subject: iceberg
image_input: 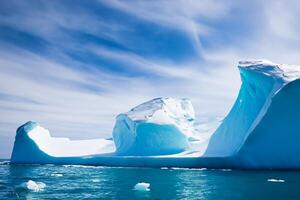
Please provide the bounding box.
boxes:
[205,60,300,168]
[10,60,300,169]
[113,97,196,156]
[11,121,115,163]
[267,179,285,183]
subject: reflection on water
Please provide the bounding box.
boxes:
[1,161,300,199]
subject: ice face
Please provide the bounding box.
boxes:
[236,77,300,168]
[204,61,285,156]
[112,97,196,156]
[205,60,300,161]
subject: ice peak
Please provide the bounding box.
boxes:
[16,121,39,135]
[238,60,275,67]
[238,60,300,81]
[125,97,195,124]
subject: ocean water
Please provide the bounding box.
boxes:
[1,160,300,199]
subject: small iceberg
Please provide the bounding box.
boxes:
[50,173,63,177]
[20,180,46,192]
[267,179,285,183]
[133,182,150,192]
[220,169,232,171]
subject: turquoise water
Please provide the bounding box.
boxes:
[1,161,300,199]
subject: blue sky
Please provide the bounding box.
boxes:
[1,0,300,158]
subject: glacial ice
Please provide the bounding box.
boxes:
[112,97,196,155]
[205,60,298,157]
[10,60,300,169]
[11,121,115,162]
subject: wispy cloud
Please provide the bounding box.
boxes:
[265,0,300,41]
[100,0,233,56]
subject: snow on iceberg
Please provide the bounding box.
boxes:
[112,97,196,156]
[10,60,300,169]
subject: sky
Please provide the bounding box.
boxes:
[1,0,300,158]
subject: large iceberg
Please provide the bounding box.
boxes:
[205,60,300,168]
[10,60,300,169]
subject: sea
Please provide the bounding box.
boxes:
[1,159,300,199]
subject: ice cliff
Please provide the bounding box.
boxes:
[10,60,300,169]
[204,60,300,168]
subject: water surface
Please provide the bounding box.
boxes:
[0,160,299,199]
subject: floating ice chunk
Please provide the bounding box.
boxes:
[50,173,63,177]
[21,180,46,192]
[133,182,150,192]
[160,167,169,170]
[267,179,285,183]
[220,169,232,171]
